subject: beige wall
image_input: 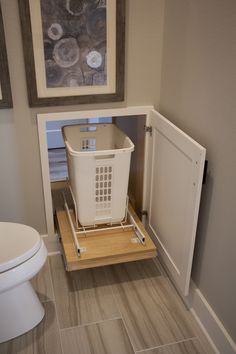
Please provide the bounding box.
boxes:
[159,0,236,342]
[1,0,236,346]
[0,0,164,233]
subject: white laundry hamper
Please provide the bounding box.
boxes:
[62,123,134,226]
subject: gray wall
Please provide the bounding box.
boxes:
[159,0,236,342]
[0,0,164,233]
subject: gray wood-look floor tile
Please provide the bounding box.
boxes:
[61,318,135,354]
[49,255,120,329]
[106,259,195,351]
[137,338,206,354]
[155,274,216,354]
[31,259,54,302]
[0,301,62,354]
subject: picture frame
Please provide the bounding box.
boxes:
[0,5,13,109]
[18,0,125,107]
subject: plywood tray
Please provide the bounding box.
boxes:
[55,205,157,271]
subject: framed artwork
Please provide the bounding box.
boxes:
[0,5,13,108]
[18,0,125,107]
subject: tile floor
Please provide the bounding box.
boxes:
[0,255,215,354]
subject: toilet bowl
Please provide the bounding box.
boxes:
[0,222,48,343]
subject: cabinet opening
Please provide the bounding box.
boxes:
[38,106,205,295]
[46,114,146,230]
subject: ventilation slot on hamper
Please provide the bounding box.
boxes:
[62,123,134,226]
[82,138,96,151]
[95,166,113,218]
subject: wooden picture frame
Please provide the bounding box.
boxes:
[18,0,125,107]
[0,6,13,109]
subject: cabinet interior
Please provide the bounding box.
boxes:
[49,114,146,223]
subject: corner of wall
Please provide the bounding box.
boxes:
[187,281,236,354]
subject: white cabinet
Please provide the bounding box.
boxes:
[38,106,206,297]
[145,110,205,295]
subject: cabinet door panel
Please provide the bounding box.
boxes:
[147,110,206,295]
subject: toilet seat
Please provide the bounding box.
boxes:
[0,222,41,273]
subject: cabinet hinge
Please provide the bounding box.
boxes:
[144,125,152,136]
[141,210,148,217]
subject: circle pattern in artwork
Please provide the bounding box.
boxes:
[53,38,80,68]
[65,0,85,16]
[41,0,107,88]
[47,23,63,41]
[86,50,102,69]
[63,69,84,87]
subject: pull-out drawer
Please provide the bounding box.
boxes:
[56,205,157,271]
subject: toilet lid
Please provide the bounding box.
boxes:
[0,222,42,272]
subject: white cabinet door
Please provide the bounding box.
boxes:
[145,110,206,295]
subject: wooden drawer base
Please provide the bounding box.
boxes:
[55,206,157,271]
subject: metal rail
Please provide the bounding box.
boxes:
[62,189,146,257]
[62,192,81,255]
[127,209,146,245]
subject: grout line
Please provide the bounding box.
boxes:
[60,316,122,332]
[48,256,123,350]
[104,264,200,354]
[46,256,204,354]
[134,337,198,353]
[103,265,137,354]
[47,256,65,354]
[155,270,213,353]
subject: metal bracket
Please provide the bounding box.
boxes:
[127,209,146,245]
[144,125,152,136]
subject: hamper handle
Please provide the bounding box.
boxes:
[80,126,97,132]
[95,154,115,160]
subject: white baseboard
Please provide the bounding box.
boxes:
[47,251,61,256]
[40,233,61,254]
[187,281,236,354]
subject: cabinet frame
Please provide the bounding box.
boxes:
[37,105,206,296]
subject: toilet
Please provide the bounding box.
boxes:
[0,222,48,343]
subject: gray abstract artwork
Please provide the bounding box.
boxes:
[40,0,107,88]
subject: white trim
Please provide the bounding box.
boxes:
[142,110,152,214]
[48,251,61,256]
[187,281,236,354]
[37,106,153,122]
[41,233,61,253]
[46,129,63,133]
[37,106,153,237]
